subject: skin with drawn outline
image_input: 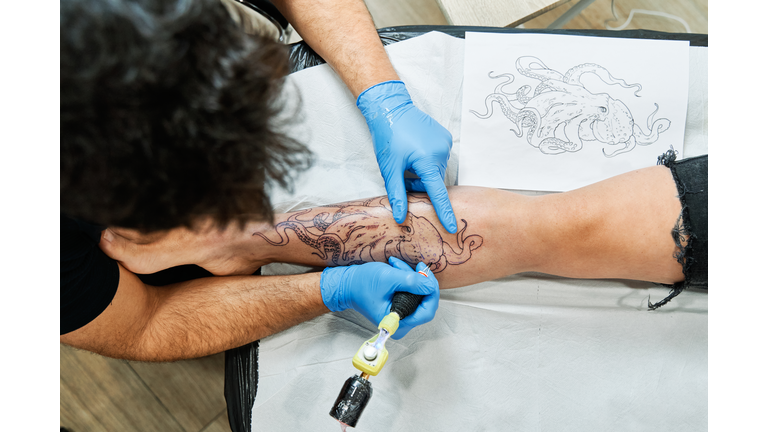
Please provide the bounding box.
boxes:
[253,196,483,273]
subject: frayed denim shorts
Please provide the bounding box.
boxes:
[652,150,707,309]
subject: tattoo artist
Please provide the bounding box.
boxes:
[60,0,446,361]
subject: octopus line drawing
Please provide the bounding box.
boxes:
[254,197,482,273]
[469,56,671,157]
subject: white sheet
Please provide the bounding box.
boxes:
[255,32,707,431]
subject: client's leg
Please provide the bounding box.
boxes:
[252,164,687,289]
[527,165,684,285]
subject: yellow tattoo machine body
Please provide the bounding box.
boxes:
[352,312,399,376]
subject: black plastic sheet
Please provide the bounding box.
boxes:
[224,339,260,432]
[289,26,708,72]
[225,25,708,432]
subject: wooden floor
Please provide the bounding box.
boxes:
[521,0,707,33]
[60,1,707,431]
[61,346,230,432]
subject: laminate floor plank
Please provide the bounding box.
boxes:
[128,353,227,432]
[365,0,448,28]
[200,411,233,432]
[60,378,108,431]
[60,345,185,432]
[523,0,708,33]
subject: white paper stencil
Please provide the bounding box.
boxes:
[459,33,690,191]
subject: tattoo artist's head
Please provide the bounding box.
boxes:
[60,0,311,232]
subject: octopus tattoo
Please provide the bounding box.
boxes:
[254,197,483,273]
[470,56,671,157]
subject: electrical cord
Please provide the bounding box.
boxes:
[604,0,692,33]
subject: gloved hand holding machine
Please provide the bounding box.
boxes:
[321,258,439,428]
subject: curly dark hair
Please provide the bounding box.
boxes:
[61,0,312,232]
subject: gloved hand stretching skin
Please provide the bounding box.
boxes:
[357,81,458,234]
[320,257,440,339]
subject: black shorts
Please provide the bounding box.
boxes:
[653,150,708,308]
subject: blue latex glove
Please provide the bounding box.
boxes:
[320,257,440,339]
[357,80,458,234]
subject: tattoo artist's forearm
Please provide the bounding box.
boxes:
[139,273,326,361]
[271,0,398,95]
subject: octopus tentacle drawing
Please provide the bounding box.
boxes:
[254,197,483,272]
[469,56,670,157]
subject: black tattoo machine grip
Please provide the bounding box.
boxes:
[390,291,424,319]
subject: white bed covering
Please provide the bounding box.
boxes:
[254,32,708,431]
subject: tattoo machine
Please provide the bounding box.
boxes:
[329,291,425,428]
